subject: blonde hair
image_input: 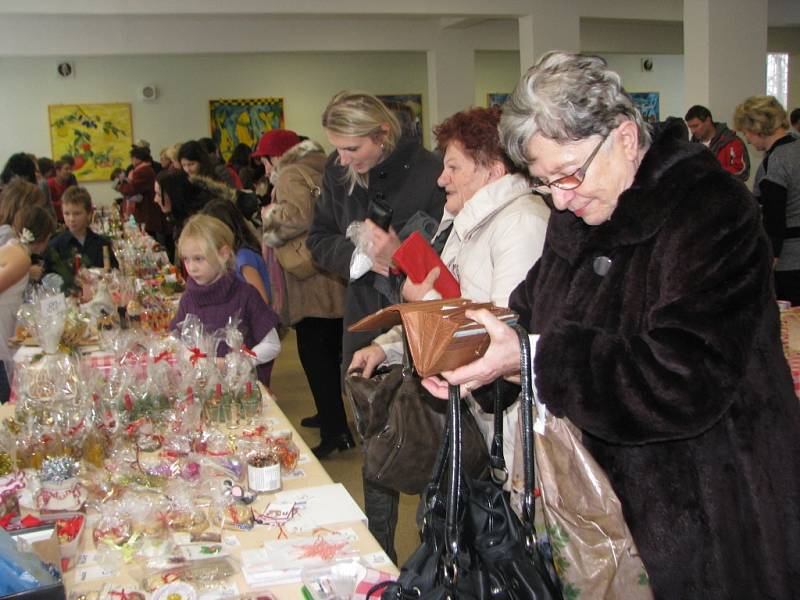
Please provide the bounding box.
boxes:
[733,95,789,137]
[321,91,401,193]
[176,214,236,274]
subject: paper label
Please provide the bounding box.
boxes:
[362,551,393,566]
[248,462,281,492]
[40,293,67,318]
[76,563,116,582]
[283,468,306,480]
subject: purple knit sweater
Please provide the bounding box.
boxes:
[170,270,279,385]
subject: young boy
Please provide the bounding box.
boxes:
[44,186,119,279]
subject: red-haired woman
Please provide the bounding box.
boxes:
[349,105,550,481]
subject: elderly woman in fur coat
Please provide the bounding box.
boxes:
[423,52,800,599]
[258,131,350,459]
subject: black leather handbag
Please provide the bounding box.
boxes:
[344,331,489,495]
[371,325,562,600]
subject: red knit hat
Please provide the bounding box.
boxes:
[252,129,301,159]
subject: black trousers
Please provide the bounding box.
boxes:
[294,317,349,440]
[0,366,9,404]
[363,475,400,564]
[775,270,800,307]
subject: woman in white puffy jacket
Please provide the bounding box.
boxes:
[348,105,550,472]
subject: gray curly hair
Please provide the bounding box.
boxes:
[499,51,651,167]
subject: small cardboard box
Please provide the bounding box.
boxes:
[3,526,65,600]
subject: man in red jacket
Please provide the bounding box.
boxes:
[685,105,750,181]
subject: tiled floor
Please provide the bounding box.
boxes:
[269,329,421,565]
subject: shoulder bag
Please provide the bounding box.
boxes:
[370,325,562,599]
[344,326,488,495]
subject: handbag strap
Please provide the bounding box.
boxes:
[443,382,462,588]
[512,323,537,534]
[490,378,507,484]
[293,164,321,198]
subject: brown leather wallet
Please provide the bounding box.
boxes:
[349,298,517,377]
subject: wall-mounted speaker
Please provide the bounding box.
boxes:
[140,84,158,101]
[57,62,74,78]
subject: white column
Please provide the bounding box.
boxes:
[683,0,767,125]
[518,2,581,75]
[426,30,475,137]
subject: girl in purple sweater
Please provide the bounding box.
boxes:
[170,214,280,385]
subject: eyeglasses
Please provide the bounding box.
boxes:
[530,133,608,193]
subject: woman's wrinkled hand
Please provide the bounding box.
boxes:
[402,267,439,301]
[421,308,522,399]
[365,219,401,277]
[348,344,387,379]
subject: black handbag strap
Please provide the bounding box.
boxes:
[444,382,462,587]
[490,378,507,484]
[512,323,536,533]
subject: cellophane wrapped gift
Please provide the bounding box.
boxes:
[36,456,85,513]
[177,314,220,404]
[93,499,134,564]
[129,494,170,543]
[163,483,209,536]
[14,288,80,417]
[208,481,254,532]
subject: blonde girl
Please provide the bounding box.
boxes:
[306,91,445,560]
[0,205,56,402]
[170,214,280,385]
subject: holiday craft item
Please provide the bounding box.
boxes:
[37,457,86,512]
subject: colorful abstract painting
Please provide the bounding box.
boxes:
[487,93,510,107]
[377,94,423,138]
[209,97,285,160]
[48,103,132,182]
[630,92,660,123]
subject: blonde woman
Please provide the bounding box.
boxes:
[734,95,800,304]
[0,205,55,402]
[307,91,445,561]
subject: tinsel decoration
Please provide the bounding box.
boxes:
[40,456,79,482]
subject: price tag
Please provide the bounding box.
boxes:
[39,293,66,318]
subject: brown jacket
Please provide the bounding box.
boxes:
[263,141,346,325]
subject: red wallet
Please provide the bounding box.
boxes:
[392,230,461,299]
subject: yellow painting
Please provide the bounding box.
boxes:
[48,103,133,181]
[209,98,284,161]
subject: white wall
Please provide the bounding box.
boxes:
[603,54,685,121]
[0,52,429,205]
[474,51,521,106]
[474,51,686,121]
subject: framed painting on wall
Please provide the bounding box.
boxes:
[487,93,510,107]
[209,97,285,161]
[377,94,423,138]
[48,103,132,182]
[630,92,660,123]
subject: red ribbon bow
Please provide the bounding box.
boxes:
[189,347,207,365]
[153,350,173,363]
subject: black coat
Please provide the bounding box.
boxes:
[307,137,444,364]
[510,134,800,599]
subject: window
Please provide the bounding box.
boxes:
[767,53,788,108]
